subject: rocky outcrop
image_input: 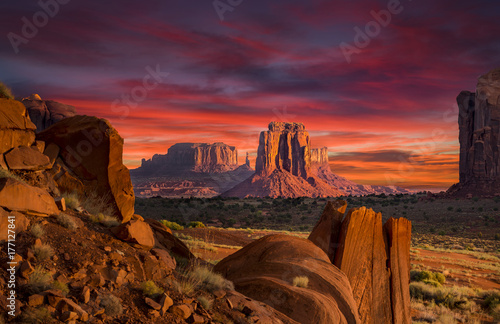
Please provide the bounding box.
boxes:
[22,94,76,132]
[0,178,59,216]
[0,98,36,154]
[448,68,500,196]
[112,219,155,249]
[0,208,30,241]
[308,200,347,262]
[37,116,135,222]
[4,146,51,171]
[136,143,238,175]
[215,234,361,324]
[223,122,343,198]
[307,202,411,324]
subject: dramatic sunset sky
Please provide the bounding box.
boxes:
[2,0,500,191]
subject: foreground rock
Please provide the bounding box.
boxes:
[0,178,59,216]
[215,234,361,324]
[22,94,77,132]
[37,116,135,222]
[0,98,36,154]
[223,122,343,198]
[448,68,500,197]
[307,202,412,324]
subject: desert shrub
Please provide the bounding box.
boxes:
[30,223,45,238]
[174,266,234,295]
[0,168,25,183]
[100,294,123,317]
[51,281,69,296]
[481,290,500,310]
[33,244,55,261]
[292,276,309,288]
[0,82,14,99]
[26,266,53,294]
[160,220,184,230]
[410,270,446,285]
[197,296,213,310]
[62,192,80,210]
[56,213,78,230]
[492,304,500,321]
[19,307,53,323]
[410,282,473,310]
[141,281,164,298]
[188,221,205,228]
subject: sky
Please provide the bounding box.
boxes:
[1,0,500,191]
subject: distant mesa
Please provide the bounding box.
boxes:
[222,122,343,198]
[131,142,253,198]
[448,68,500,197]
[22,94,77,132]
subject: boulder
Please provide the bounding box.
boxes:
[22,96,76,132]
[215,234,360,324]
[0,98,36,154]
[0,209,30,241]
[37,115,135,222]
[333,207,392,324]
[384,217,411,324]
[4,146,51,170]
[0,178,59,216]
[144,218,194,260]
[112,219,155,249]
[308,200,346,262]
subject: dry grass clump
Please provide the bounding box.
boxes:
[62,192,80,210]
[141,281,164,298]
[26,266,53,294]
[19,307,53,323]
[51,280,69,296]
[197,296,213,310]
[32,243,55,261]
[410,282,475,310]
[100,294,123,317]
[89,213,120,227]
[292,276,309,288]
[173,266,234,295]
[0,82,14,99]
[82,191,114,216]
[30,223,45,238]
[56,213,78,230]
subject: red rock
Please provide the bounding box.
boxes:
[145,297,162,310]
[169,304,192,319]
[310,147,329,165]
[19,260,34,279]
[28,294,44,307]
[222,122,343,198]
[308,200,347,261]
[111,219,155,249]
[215,234,360,324]
[384,217,411,324]
[0,98,36,154]
[0,178,59,216]
[0,209,30,241]
[189,314,205,323]
[22,96,76,132]
[151,248,176,271]
[4,146,50,170]
[159,293,173,313]
[57,298,89,321]
[43,143,59,168]
[37,116,135,222]
[144,218,194,260]
[55,198,66,211]
[333,207,392,324]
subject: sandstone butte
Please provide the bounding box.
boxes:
[448,67,500,197]
[222,122,344,198]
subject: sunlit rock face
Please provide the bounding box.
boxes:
[451,68,500,196]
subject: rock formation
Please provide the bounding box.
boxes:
[0,98,36,154]
[37,116,135,222]
[214,234,361,324]
[136,142,238,175]
[448,68,500,196]
[307,202,411,324]
[223,122,343,198]
[310,147,413,196]
[22,94,77,132]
